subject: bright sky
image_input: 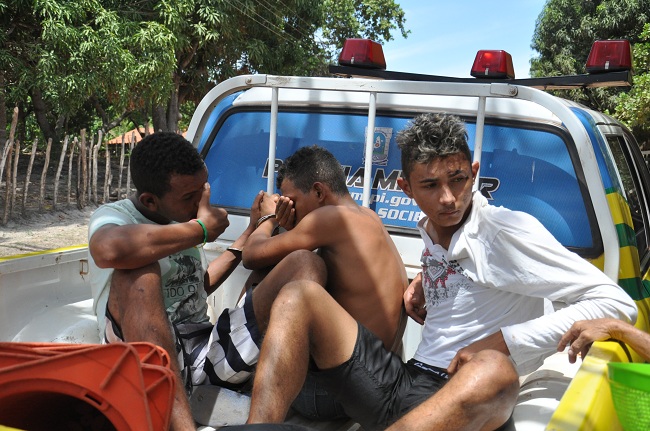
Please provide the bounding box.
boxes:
[382,0,548,79]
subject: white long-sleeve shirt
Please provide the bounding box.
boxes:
[413,192,637,374]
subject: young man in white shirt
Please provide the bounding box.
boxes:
[246,113,637,431]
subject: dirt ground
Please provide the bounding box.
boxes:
[0,207,94,257]
[1,143,125,257]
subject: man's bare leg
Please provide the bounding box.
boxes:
[247,280,519,429]
[108,263,195,431]
[247,280,358,423]
[388,349,519,431]
[250,250,327,332]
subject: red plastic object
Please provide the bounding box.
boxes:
[586,39,632,73]
[0,342,174,431]
[471,50,515,79]
[338,38,387,69]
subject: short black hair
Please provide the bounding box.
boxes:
[396,113,472,179]
[276,145,348,195]
[130,132,205,197]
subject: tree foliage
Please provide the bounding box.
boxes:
[0,0,408,145]
[531,0,650,141]
[615,24,650,144]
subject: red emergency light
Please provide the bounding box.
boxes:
[470,50,515,79]
[585,39,632,73]
[338,38,386,70]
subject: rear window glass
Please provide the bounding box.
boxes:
[203,109,595,251]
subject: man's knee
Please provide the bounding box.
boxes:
[465,350,519,399]
[111,262,162,292]
[282,250,326,283]
[272,280,325,314]
[109,261,164,320]
[444,350,518,430]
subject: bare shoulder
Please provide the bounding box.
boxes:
[312,204,383,228]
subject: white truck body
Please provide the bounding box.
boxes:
[3,67,650,430]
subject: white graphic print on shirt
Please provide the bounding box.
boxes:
[163,251,207,323]
[421,247,472,308]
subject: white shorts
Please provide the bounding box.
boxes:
[104,288,261,390]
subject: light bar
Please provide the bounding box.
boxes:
[471,50,515,79]
[338,38,386,70]
[586,40,632,73]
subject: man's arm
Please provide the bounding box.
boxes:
[558,318,650,363]
[474,222,637,373]
[90,222,207,269]
[242,205,339,270]
[204,192,263,295]
[404,273,426,325]
[90,183,229,269]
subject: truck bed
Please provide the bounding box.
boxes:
[0,245,595,430]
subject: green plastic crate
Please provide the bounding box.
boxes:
[608,362,650,431]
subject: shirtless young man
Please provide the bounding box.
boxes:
[241,145,408,419]
[246,114,637,430]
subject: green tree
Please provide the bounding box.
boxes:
[1,0,51,143]
[530,0,649,114]
[144,0,408,132]
[1,0,408,145]
[1,0,179,144]
[615,24,650,144]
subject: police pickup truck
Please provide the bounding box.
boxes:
[1,38,648,430]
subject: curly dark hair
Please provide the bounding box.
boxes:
[396,113,471,179]
[276,145,348,195]
[130,132,205,197]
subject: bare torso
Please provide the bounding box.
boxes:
[317,202,408,351]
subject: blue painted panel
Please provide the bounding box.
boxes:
[571,107,619,193]
[196,93,242,153]
[202,110,594,248]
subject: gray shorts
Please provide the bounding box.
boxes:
[309,323,446,431]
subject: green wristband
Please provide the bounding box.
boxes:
[194,219,208,246]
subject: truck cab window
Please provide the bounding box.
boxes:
[606,135,650,261]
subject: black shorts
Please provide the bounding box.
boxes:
[309,323,447,431]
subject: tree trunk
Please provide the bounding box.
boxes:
[103,137,111,203]
[22,137,39,213]
[92,133,100,205]
[53,135,69,210]
[78,129,88,209]
[10,139,19,218]
[0,73,6,146]
[0,107,19,194]
[126,139,134,197]
[38,138,52,210]
[16,102,27,144]
[117,134,125,199]
[2,141,13,225]
[31,87,58,144]
[167,79,180,133]
[1,108,19,224]
[152,76,182,133]
[67,137,77,204]
[152,104,168,133]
